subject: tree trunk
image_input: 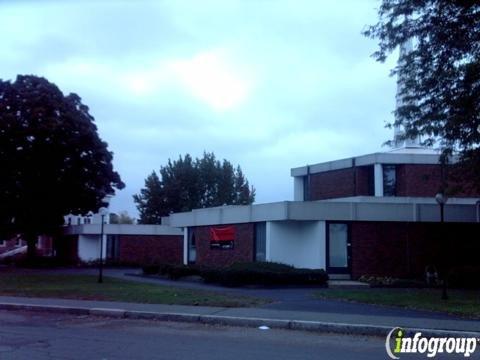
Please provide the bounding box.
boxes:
[24,233,37,261]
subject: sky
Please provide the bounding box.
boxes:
[0,0,399,217]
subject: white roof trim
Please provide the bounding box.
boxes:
[167,197,480,227]
[64,224,183,236]
[290,151,457,177]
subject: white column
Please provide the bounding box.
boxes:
[293,176,304,201]
[183,228,188,265]
[374,163,384,197]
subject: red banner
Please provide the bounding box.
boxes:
[210,226,235,242]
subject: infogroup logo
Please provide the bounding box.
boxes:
[385,327,479,359]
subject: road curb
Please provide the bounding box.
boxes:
[1,302,479,338]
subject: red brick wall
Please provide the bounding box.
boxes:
[308,166,373,200]
[118,235,183,265]
[396,164,442,197]
[309,163,479,200]
[309,168,355,200]
[396,164,480,197]
[191,223,254,267]
[355,166,374,196]
[54,235,79,263]
[350,221,480,279]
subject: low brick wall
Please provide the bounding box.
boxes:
[191,223,254,267]
[350,221,480,279]
[118,235,183,265]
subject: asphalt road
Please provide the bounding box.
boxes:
[0,310,392,360]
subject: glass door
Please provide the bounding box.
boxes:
[327,223,350,274]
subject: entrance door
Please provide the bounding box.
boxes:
[326,223,351,274]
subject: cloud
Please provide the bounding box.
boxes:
[0,0,399,217]
[170,49,253,111]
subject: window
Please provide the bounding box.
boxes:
[188,229,196,264]
[367,165,375,195]
[254,222,266,262]
[106,235,119,260]
[383,165,397,196]
[303,175,309,201]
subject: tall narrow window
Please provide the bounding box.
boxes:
[367,165,375,195]
[106,235,119,260]
[254,222,266,262]
[303,175,309,201]
[383,165,397,196]
[188,229,197,264]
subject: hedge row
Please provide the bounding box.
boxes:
[142,261,329,287]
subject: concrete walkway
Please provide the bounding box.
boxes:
[2,267,479,336]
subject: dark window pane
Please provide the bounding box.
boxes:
[383,165,396,196]
[254,222,266,262]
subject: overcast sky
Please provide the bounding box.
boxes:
[0,0,399,217]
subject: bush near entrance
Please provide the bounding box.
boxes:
[142,261,329,287]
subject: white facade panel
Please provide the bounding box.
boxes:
[374,163,383,197]
[293,176,304,201]
[78,234,104,262]
[267,221,325,269]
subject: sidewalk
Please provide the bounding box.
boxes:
[5,267,479,337]
[0,294,478,338]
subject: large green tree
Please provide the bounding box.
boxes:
[365,0,480,187]
[134,152,255,224]
[0,75,124,258]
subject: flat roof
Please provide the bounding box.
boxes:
[290,150,455,177]
[166,197,480,227]
[64,224,183,236]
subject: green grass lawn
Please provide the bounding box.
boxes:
[314,288,480,318]
[0,271,267,308]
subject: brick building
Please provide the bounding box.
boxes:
[60,223,183,265]
[53,146,479,279]
[161,148,480,279]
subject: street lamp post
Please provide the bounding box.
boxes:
[98,207,108,284]
[435,192,448,300]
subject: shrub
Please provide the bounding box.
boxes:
[167,264,200,280]
[14,256,69,269]
[141,261,329,286]
[141,262,202,280]
[142,264,160,275]
[358,275,424,288]
[448,266,480,289]
[199,262,328,287]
